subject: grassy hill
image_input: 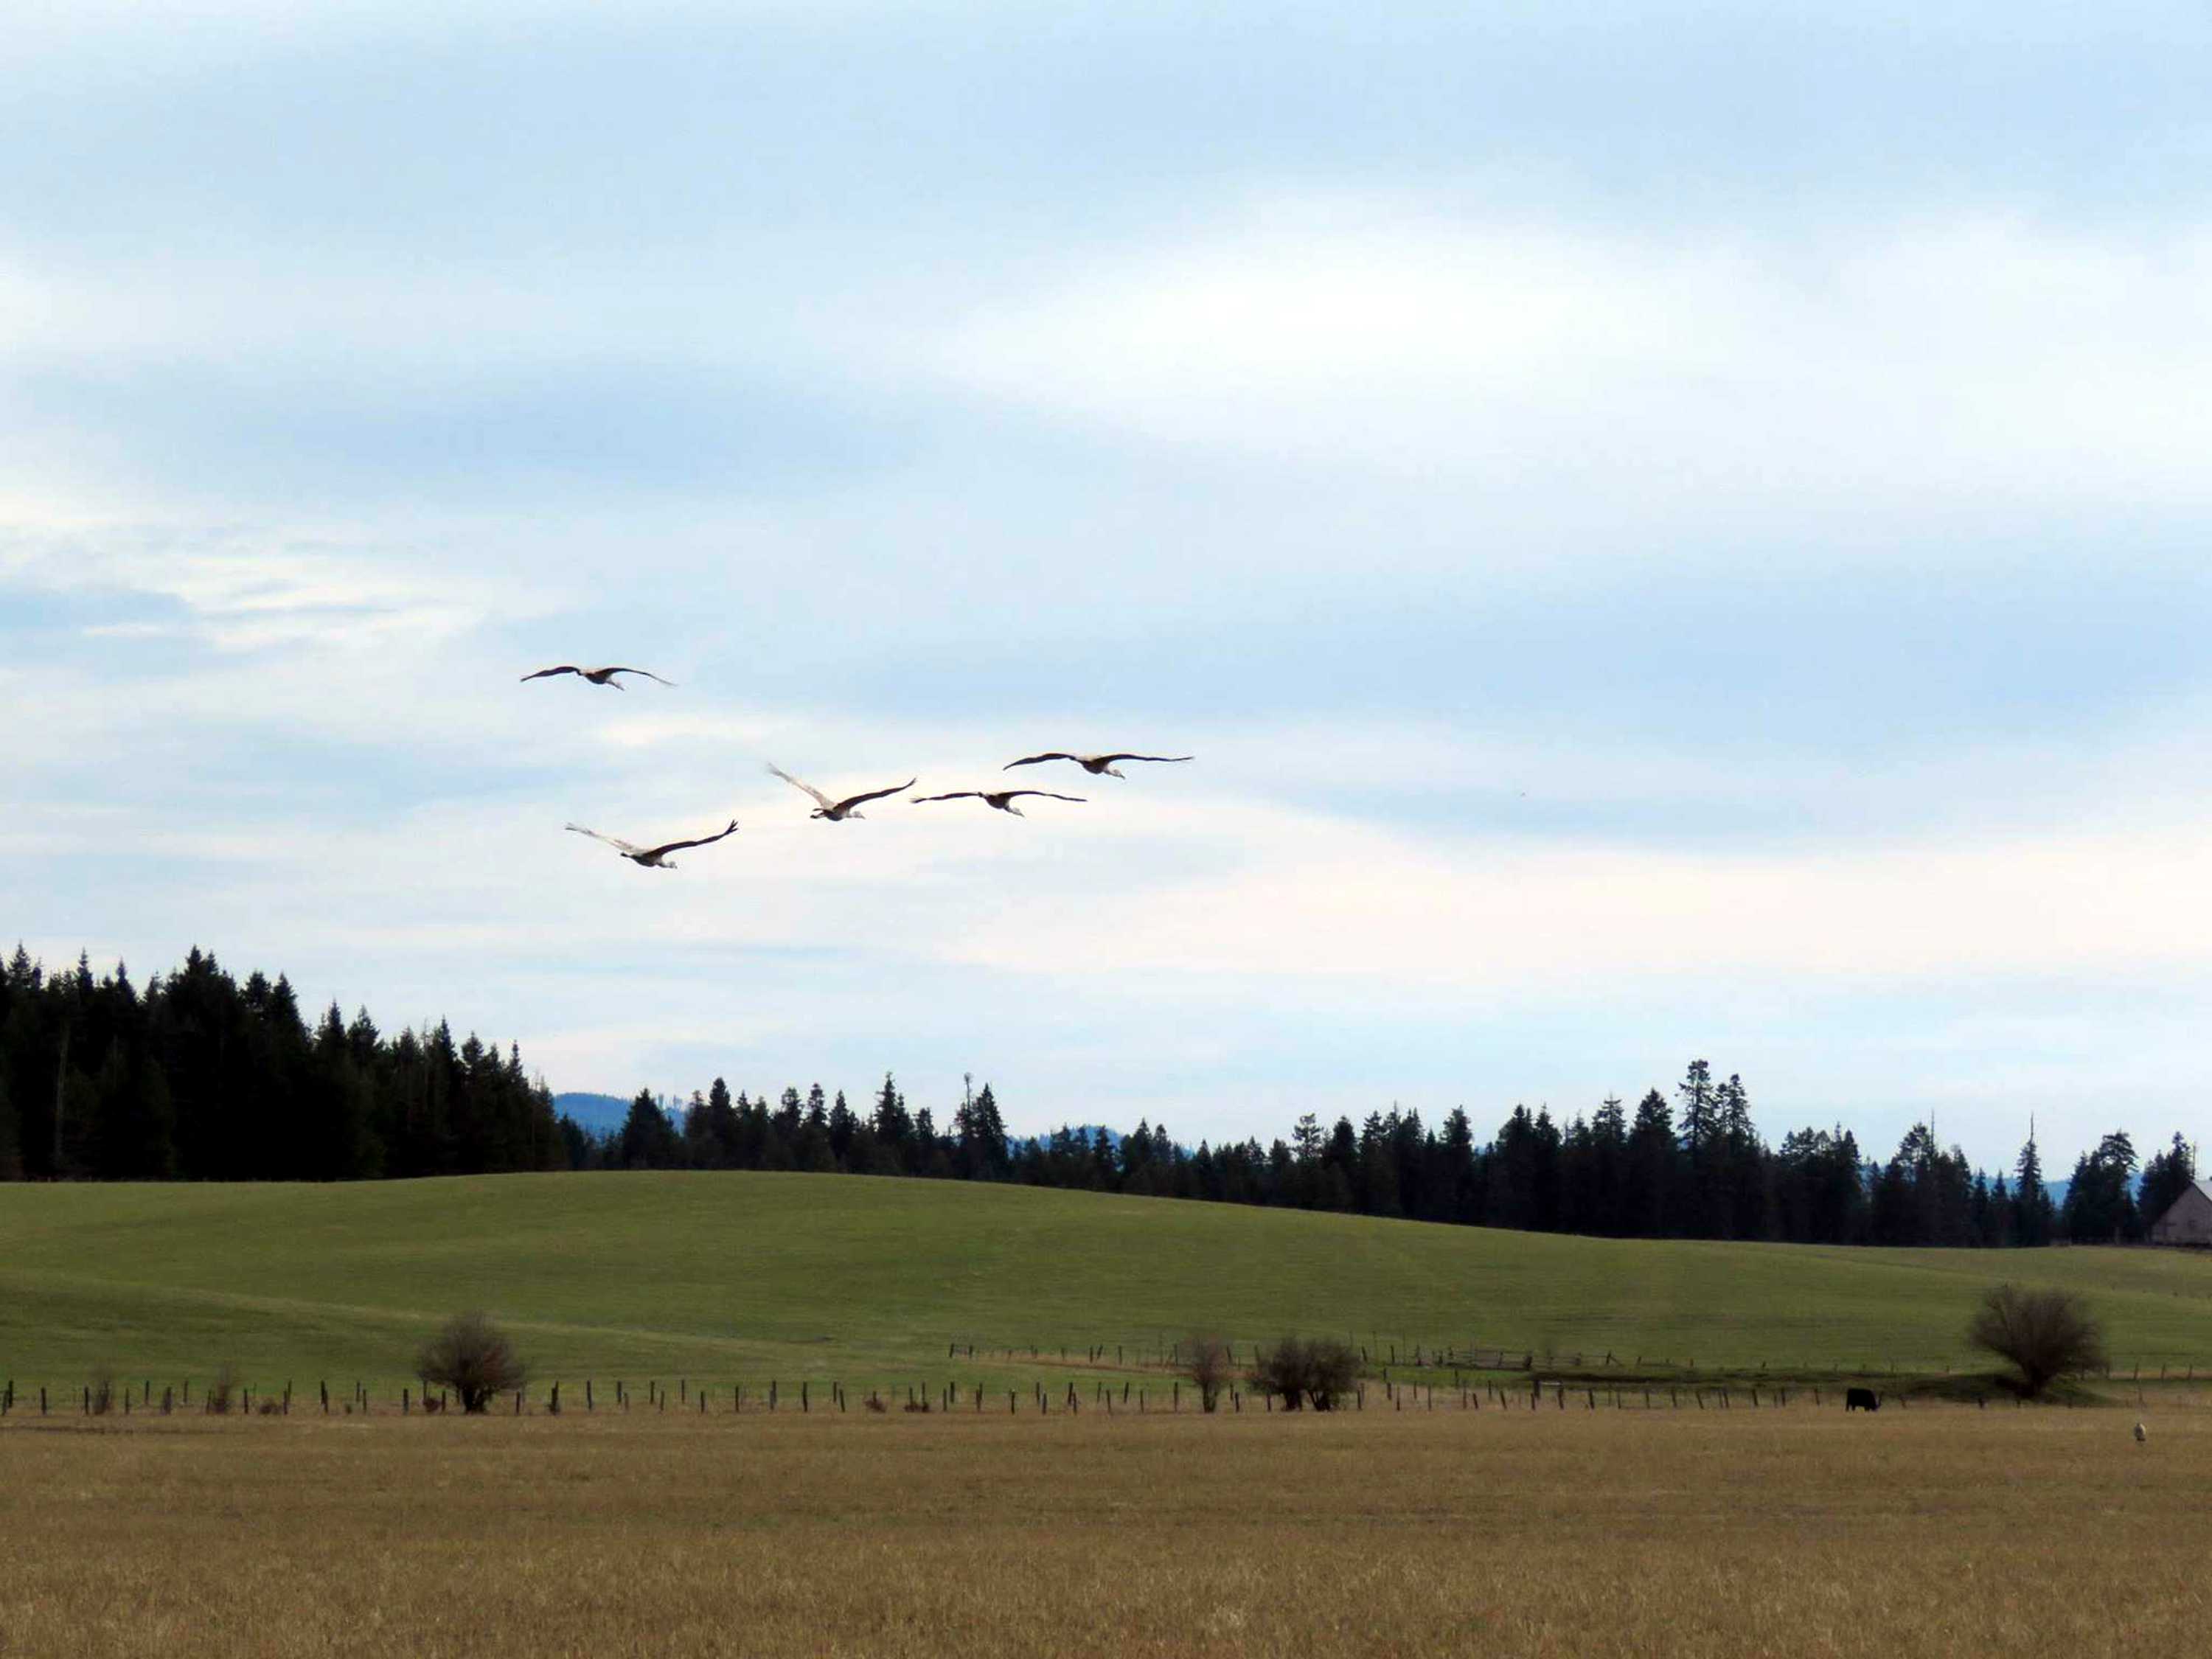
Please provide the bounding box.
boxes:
[4,1172,2210,1392]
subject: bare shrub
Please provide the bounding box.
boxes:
[87,1369,116,1416]
[206,1366,237,1416]
[415,1312,528,1414]
[1967,1283,2107,1398]
[1247,1337,1363,1411]
[1301,1338,1360,1409]
[1183,1335,1234,1413]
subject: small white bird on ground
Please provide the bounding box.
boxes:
[2135,1421,2148,1442]
[1004,751,1192,778]
[912,789,1085,816]
[521,664,675,688]
[565,818,737,869]
[767,765,916,821]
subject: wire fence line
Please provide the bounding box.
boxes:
[4,1360,2195,1423]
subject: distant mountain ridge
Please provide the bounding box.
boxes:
[553,1092,633,1134]
[555,1095,1135,1155]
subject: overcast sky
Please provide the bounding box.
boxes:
[5,1,2209,1169]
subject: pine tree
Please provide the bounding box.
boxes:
[1436,1106,1479,1223]
[2138,1133,2196,1228]
[1627,1089,1677,1237]
[958,1079,1009,1179]
[870,1073,911,1161]
[704,1077,740,1167]
[618,1091,681,1169]
[2013,1125,2053,1246]
[2060,1132,2140,1243]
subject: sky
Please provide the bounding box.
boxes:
[4,1,2210,1171]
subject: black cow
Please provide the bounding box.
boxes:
[1844,1387,1879,1412]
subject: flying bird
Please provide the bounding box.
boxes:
[1003,751,1193,779]
[565,818,737,869]
[766,765,916,821]
[521,665,675,689]
[913,789,1085,817]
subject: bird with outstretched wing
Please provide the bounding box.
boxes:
[566,818,737,868]
[522,664,675,688]
[913,790,1085,816]
[767,765,917,821]
[1002,751,1192,779]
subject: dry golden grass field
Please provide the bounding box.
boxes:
[4,1396,2208,1658]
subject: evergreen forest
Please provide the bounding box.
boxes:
[0,947,2195,1249]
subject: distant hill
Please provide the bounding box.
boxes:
[553,1092,632,1134]
[1016,1124,1124,1152]
[4,1172,2210,1385]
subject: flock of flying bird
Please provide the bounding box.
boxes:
[524,662,1193,869]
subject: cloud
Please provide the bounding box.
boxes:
[940,204,2212,519]
[0,525,521,651]
[933,792,2212,994]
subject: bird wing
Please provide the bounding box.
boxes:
[911,793,981,804]
[643,819,740,858]
[566,824,645,857]
[837,778,918,810]
[602,667,675,686]
[1096,754,1194,765]
[521,666,580,681]
[766,765,836,811]
[1007,791,1086,802]
[1003,752,1077,770]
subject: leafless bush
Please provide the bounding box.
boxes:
[206,1366,237,1416]
[1246,1337,1362,1411]
[1967,1284,2107,1398]
[1183,1335,1234,1413]
[88,1369,116,1416]
[415,1312,529,1414]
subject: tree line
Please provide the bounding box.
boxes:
[599,1057,2195,1248]
[1,948,2196,1248]
[0,947,562,1180]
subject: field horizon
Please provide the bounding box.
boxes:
[6,1170,2211,1399]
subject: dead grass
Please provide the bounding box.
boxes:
[1,1399,2207,1657]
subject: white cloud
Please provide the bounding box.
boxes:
[1,522,537,651]
[939,203,2212,518]
[934,793,2212,992]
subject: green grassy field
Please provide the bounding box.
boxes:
[4,1172,2211,1396]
